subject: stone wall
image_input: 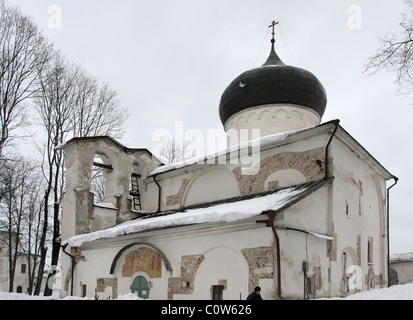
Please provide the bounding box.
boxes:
[233,148,325,195]
[241,246,274,293]
[96,277,118,299]
[166,178,189,207]
[167,255,205,300]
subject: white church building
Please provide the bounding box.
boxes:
[58,25,397,300]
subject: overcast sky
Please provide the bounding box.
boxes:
[7,0,413,255]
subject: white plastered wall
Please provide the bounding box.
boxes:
[224,104,321,146]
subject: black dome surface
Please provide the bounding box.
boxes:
[219,46,327,126]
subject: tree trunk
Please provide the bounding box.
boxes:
[33,191,49,295]
[44,202,60,296]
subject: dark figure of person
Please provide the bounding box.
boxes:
[246,286,263,300]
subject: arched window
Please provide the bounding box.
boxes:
[131,275,149,299]
[92,151,111,203]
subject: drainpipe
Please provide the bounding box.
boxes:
[266,210,285,300]
[153,174,162,213]
[61,244,75,296]
[386,176,399,287]
[324,120,340,178]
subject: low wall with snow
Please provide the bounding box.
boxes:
[390,260,413,285]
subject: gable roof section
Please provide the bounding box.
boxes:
[64,178,333,247]
[149,120,395,181]
[56,135,162,164]
[334,125,395,180]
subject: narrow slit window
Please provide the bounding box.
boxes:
[368,238,373,264]
[82,284,87,297]
[212,285,224,300]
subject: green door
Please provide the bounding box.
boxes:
[131,275,149,299]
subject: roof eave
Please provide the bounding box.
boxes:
[57,135,162,164]
[148,120,340,178]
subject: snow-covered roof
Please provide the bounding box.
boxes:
[150,120,395,181]
[390,252,413,263]
[63,178,332,247]
[149,128,301,176]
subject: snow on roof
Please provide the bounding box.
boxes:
[150,128,300,176]
[63,179,331,247]
[94,202,117,210]
[283,225,335,240]
[390,252,413,263]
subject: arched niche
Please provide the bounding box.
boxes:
[264,169,306,190]
[341,247,361,294]
[192,246,249,300]
[182,167,240,207]
[132,159,147,178]
[91,151,111,203]
[109,243,172,275]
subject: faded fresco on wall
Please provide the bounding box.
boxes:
[122,247,162,278]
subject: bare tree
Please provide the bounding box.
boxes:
[0,0,51,156]
[72,75,129,139]
[20,164,45,294]
[155,138,197,165]
[91,166,105,203]
[33,53,76,296]
[365,0,413,95]
[0,155,40,292]
[34,52,129,296]
[0,1,129,296]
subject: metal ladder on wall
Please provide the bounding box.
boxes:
[130,173,141,211]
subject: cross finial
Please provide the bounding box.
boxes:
[268,20,279,44]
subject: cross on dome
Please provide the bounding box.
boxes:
[268,20,279,44]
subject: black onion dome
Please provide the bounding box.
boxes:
[218,45,327,126]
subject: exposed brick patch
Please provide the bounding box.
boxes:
[96,277,118,299]
[241,246,274,293]
[166,178,189,206]
[267,181,279,190]
[167,255,205,300]
[365,267,375,289]
[233,148,325,195]
[326,222,337,261]
[218,279,227,289]
[75,189,94,235]
[312,266,322,290]
[64,247,85,292]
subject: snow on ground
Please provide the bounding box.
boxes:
[0,292,58,300]
[321,282,413,300]
[0,291,142,300]
[1,282,413,300]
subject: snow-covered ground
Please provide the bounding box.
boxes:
[0,291,142,300]
[320,282,413,300]
[1,282,413,300]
